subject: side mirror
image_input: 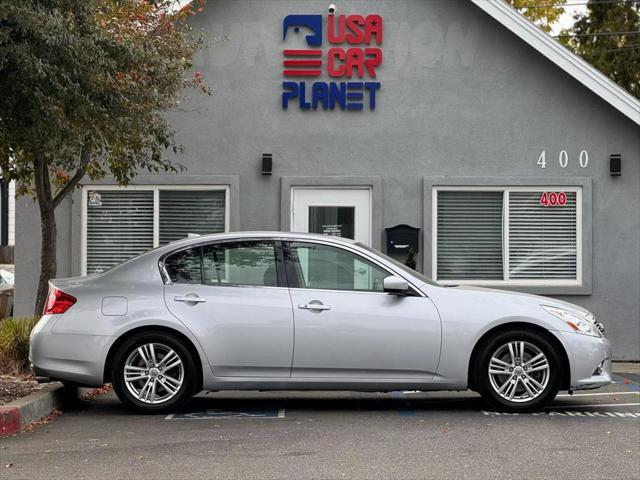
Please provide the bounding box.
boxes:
[383,276,409,295]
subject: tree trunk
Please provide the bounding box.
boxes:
[33,156,57,316]
[31,146,90,315]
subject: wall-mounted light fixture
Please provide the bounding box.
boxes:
[610,153,621,177]
[262,153,273,176]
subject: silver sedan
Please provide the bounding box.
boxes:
[30,232,611,413]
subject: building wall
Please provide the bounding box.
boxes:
[15,0,640,358]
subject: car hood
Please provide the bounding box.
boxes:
[444,285,590,316]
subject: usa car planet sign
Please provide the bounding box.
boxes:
[281,10,383,111]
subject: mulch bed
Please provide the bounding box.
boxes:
[0,375,44,406]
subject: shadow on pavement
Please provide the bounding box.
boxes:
[75,389,640,417]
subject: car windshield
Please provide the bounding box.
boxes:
[355,242,441,287]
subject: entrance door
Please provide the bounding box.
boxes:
[291,188,372,245]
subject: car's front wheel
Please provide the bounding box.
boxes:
[111,332,196,414]
[475,329,562,412]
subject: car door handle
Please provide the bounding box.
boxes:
[174,296,207,304]
[298,303,331,311]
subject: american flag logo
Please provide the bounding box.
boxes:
[283,14,323,77]
[283,49,322,77]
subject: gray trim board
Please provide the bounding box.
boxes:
[423,176,593,296]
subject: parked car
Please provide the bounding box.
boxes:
[0,264,15,319]
[30,232,611,413]
[0,264,15,287]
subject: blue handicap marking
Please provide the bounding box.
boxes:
[391,391,417,417]
[166,408,285,420]
[613,374,640,392]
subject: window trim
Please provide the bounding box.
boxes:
[432,185,583,288]
[81,184,230,276]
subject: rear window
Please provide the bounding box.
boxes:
[163,240,278,287]
[164,247,202,284]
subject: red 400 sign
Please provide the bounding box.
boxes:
[539,192,567,207]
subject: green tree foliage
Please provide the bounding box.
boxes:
[507,0,566,32]
[0,0,208,313]
[559,0,640,98]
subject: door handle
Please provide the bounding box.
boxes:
[298,303,331,311]
[174,295,207,304]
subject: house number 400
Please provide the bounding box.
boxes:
[537,150,589,169]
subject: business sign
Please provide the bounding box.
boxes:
[282,9,383,111]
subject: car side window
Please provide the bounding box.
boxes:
[202,241,278,287]
[164,247,202,284]
[286,242,389,292]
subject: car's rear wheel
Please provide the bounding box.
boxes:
[111,332,196,414]
[475,329,562,412]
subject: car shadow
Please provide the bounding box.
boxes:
[80,390,491,416]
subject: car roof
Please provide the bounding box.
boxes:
[164,231,358,249]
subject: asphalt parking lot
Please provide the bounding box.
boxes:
[1,374,639,480]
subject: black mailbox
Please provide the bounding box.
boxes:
[385,224,420,256]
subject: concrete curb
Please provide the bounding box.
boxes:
[0,382,64,436]
[612,362,640,374]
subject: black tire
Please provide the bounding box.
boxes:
[475,329,563,412]
[111,331,197,414]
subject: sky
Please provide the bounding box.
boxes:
[553,2,588,35]
[170,1,587,37]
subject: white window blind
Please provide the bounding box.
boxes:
[509,191,577,279]
[437,191,504,280]
[86,191,154,275]
[435,188,581,284]
[159,190,226,245]
[85,187,228,275]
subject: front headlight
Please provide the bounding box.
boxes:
[541,305,601,337]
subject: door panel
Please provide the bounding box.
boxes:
[285,241,441,379]
[162,241,294,377]
[165,284,294,377]
[289,289,441,378]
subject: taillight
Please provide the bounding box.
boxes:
[43,288,77,315]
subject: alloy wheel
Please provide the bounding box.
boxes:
[123,343,184,404]
[487,341,550,403]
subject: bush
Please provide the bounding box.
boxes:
[0,316,40,376]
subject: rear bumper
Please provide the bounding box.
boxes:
[29,315,111,387]
[555,330,612,391]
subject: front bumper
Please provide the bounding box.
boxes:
[554,330,612,391]
[29,315,111,387]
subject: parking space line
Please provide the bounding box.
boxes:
[557,391,639,397]
[552,402,640,408]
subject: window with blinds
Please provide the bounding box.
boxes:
[435,188,580,284]
[86,191,154,275]
[159,190,226,245]
[437,191,503,280]
[509,191,576,279]
[85,187,228,275]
